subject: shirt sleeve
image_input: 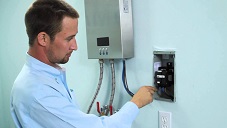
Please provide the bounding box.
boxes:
[31,85,139,128]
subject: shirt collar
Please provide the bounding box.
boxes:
[26,53,62,76]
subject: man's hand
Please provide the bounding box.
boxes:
[130,86,157,108]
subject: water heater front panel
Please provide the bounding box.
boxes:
[85,0,134,59]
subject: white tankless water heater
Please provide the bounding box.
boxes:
[84,0,134,59]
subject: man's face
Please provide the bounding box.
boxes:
[46,17,78,65]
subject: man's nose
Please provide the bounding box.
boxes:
[70,38,78,51]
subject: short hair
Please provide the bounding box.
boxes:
[25,0,79,46]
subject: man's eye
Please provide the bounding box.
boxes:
[66,37,73,41]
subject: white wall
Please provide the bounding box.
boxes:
[0,0,227,128]
[130,0,227,127]
[0,1,29,127]
[0,79,4,127]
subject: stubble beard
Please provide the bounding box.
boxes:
[47,49,69,65]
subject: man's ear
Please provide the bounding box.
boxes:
[37,32,49,46]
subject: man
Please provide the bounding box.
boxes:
[10,0,157,128]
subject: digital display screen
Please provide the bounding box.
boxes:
[97,37,109,46]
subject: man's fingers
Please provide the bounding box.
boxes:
[145,86,157,93]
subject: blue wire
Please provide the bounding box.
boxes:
[122,60,134,97]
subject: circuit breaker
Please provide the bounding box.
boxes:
[84,0,134,59]
[153,51,176,102]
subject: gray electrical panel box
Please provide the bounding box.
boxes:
[84,0,134,59]
[153,51,176,102]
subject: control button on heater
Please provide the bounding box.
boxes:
[99,48,102,55]
[102,48,105,55]
[105,48,108,55]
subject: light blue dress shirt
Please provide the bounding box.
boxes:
[10,54,139,128]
